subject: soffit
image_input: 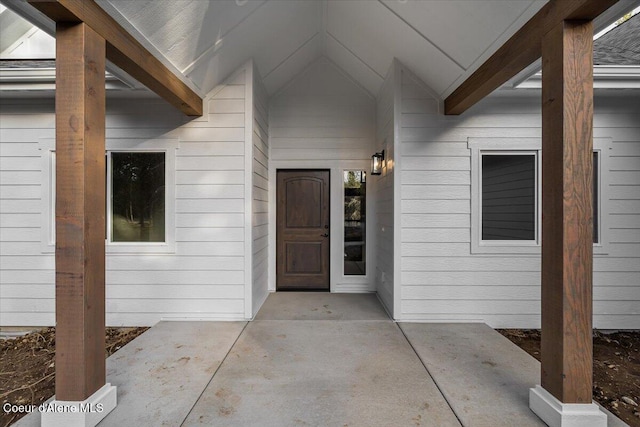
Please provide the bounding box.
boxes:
[6,0,640,99]
[98,0,547,98]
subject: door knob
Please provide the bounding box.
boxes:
[321,233,329,237]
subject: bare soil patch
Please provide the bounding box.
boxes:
[498,329,640,427]
[1,327,148,427]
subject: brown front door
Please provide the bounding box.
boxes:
[276,170,330,290]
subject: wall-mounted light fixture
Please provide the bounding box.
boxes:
[371,150,385,175]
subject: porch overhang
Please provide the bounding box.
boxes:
[4,1,635,426]
[444,0,619,116]
[26,0,203,117]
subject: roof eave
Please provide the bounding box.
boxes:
[513,65,640,89]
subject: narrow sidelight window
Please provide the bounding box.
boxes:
[344,170,366,275]
[481,153,536,241]
[111,152,165,242]
[593,151,599,244]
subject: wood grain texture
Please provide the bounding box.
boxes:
[541,19,594,404]
[55,22,106,401]
[276,170,330,290]
[444,0,617,115]
[28,0,202,116]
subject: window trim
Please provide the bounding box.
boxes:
[107,140,178,253]
[342,169,367,277]
[469,138,541,254]
[40,138,179,254]
[468,137,610,255]
[593,138,612,255]
[479,150,539,246]
[39,138,55,252]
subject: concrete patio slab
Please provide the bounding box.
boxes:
[399,323,545,427]
[399,323,628,427]
[13,321,246,427]
[182,320,461,427]
[12,294,628,427]
[254,292,389,321]
[99,321,246,427]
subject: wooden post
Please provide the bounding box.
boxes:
[55,21,106,401]
[541,19,594,404]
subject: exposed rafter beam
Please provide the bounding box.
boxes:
[444,0,618,115]
[28,0,202,116]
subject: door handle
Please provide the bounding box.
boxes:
[321,233,329,237]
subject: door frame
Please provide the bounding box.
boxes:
[268,161,375,293]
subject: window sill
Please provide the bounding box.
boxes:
[107,242,175,254]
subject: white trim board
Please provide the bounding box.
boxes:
[268,161,375,293]
[38,137,180,255]
[467,137,612,256]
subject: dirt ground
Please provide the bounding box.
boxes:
[499,329,640,427]
[0,327,148,427]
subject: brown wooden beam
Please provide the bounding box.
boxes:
[55,21,106,401]
[444,0,617,115]
[29,0,202,116]
[541,19,594,403]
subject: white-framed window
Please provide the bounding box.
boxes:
[40,138,178,254]
[480,151,539,243]
[343,170,367,276]
[468,138,610,255]
[592,140,612,254]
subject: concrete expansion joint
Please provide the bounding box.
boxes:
[395,323,465,427]
[180,322,249,426]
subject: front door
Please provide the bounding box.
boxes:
[276,170,330,290]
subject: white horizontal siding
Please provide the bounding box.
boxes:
[398,64,640,328]
[269,58,375,293]
[374,62,397,315]
[270,61,374,163]
[0,66,253,326]
[0,101,50,328]
[252,65,270,317]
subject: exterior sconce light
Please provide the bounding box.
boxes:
[371,151,384,175]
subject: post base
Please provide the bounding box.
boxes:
[529,385,606,427]
[41,383,116,427]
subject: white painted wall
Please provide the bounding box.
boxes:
[2,54,637,328]
[396,61,640,328]
[372,62,399,316]
[251,63,270,317]
[268,58,376,293]
[0,64,255,326]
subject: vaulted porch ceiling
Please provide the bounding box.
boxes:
[6,0,639,101]
[96,0,549,98]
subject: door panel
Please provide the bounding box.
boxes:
[277,170,330,290]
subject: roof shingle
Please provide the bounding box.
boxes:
[594,13,640,65]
